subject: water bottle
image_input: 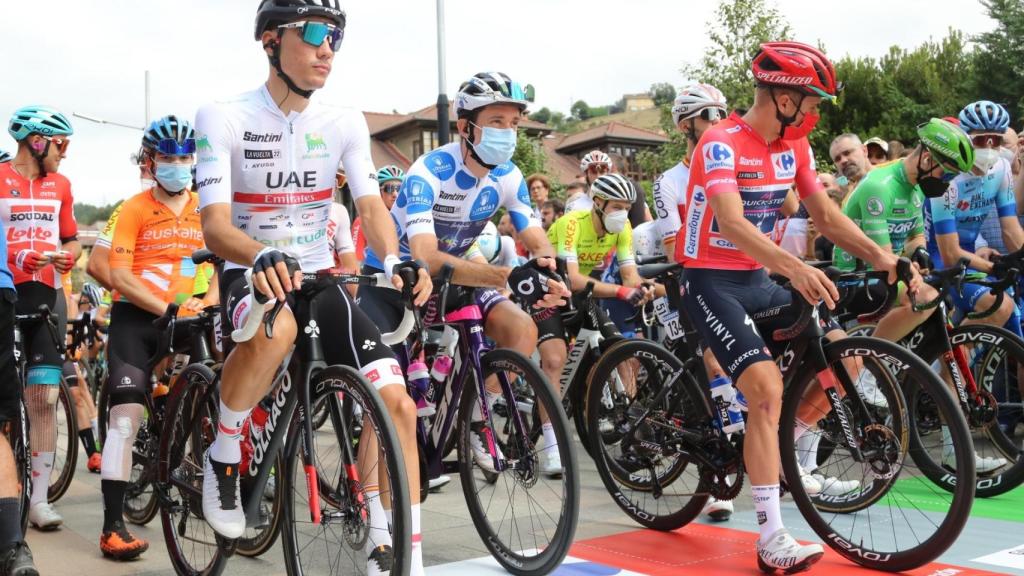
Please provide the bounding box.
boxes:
[430,327,458,383]
[709,375,745,434]
[407,360,435,416]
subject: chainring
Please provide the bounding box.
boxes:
[699,436,744,501]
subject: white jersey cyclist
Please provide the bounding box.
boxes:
[195,85,378,270]
[653,161,690,244]
[327,201,355,257]
[363,142,540,268]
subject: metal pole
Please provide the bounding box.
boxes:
[436,0,449,146]
[145,70,151,125]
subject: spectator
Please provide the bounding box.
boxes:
[1002,127,1020,176]
[526,173,551,219]
[887,140,905,161]
[563,181,588,212]
[864,137,889,165]
[830,133,873,195]
[497,212,515,236]
[540,199,564,231]
[608,152,651,226]
[809,173,844,261]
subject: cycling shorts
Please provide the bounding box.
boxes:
[0,289,19,424]
[15,282,66,372]
[107,302,191,406]
[951,281,1023,338]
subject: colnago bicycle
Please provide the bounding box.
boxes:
[158,262,417,576]
[586,259,976,572]
[394,264,580,576]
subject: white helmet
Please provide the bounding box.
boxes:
[671,83,727,126]
[579,150,612,173]
[590,173,636,202]
[477,221,502,264]
[454,72,533,119]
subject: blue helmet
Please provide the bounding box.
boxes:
[376,165,405,184]
[8,105,73,141]
[142,115,196,156]
[958,100,1010,133]
[0,150,10,163]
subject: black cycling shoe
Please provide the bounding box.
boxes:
[0,542,39,576]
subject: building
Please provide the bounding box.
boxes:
[622,93,656,112]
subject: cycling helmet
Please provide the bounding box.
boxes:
[142,115,195,155]
[590,173,636,203]
[254,0,345,40]
[672,84,728,125]
[376,165,405,184]
[8,105,73,141]
[958,100,1010,133]
[81,283,103,308]
[917,118,974,173]
[751,41,842,100]
[454,72,533,119]
[0,150,10,163]
[579,150,612,173]
[476,221,502,264]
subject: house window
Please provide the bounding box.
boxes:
[412,140,423,158]
[422,130,439,153]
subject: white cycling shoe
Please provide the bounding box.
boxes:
[702,497,733,522]
[202,453,245,539]
[855,370,889,409]
[28,502,63,531]
[757,528,824,574]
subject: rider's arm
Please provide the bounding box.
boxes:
[711,191,806,276]
[59,184,82,260]
[200,267,220,307]
[86,245,113,291]
[780,187,799,218]
[199,204,265,267]
[936,231,990,272]
[108,203,173,316]
[804,187,893,270]
[996,166,1024,252]
[410,234,510,287]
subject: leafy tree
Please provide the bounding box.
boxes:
[973,0,1024,120]
[649,82,677,106]
[74,203,118,227]
[571,100,592,121]
[512,131,547,181]
[529,107,552,125]
[609,97,627,115]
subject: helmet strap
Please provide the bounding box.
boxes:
[769,87,803,139]
[462,121,499,170]
[267,33,314,100]
[29,139,51,177]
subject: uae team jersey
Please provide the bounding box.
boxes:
[675,113,822,269]
[653,161,690,243]
[364,142,539,268]
[195,85,379,272]
[0,162,78,288]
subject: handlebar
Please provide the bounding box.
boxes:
[910,257,1018,318]
[15,305,64,353]
[191,248,224,267]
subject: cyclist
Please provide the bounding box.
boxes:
[565,150,613,212]
[196,3,431,575]
[353,165,404,264]
[675,41,918,572]
[0,151,10,164]
[2,105,80,531]
[358,71,568,483]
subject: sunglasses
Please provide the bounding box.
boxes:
[278,21,344,51]
[154,138,196,156]
[43,136,70,154]
[381,183,401,194]
[699,107,726,122]
[971,134,1002,149]
[587,164,610,175]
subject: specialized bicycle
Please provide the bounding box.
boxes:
[587,259,976,572]
[158,262,415,576]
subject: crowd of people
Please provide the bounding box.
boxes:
[0,1,1021,575]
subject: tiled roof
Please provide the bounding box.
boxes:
[555,121,668,152]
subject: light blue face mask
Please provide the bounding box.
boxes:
[154,161,193,194]
[468,123,517,167]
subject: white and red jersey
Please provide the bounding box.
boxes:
[326,202,355,257]
[675,113,822,270]
[0,162,78,287]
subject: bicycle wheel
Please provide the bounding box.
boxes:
[98,380,158,524]
[780,336,974,572]
[310,391,330,430]
[586,339,716,531]
[281,365,410,576]
[158,364,227,576]
[907,324,1024,497]
[4,400,31,535]
[48,378,77,503]
[458,348,579,576]
[235,449,285,557]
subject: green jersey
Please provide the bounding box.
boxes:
[833,161,925,271]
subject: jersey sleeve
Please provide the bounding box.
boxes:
[616,222,636,268]
[793,142,824,200]
[653,171,681,241]
[996,160,1017,218]
[337,111,379,202]
[929,184,959,236]
[195,103,235,209]
[548,215,578,264]
[108,200,141,271]
[503,167,540,233]
[332,204,355,254]
[96,201,123,249]
[59,179,78,242]
[399,160,440,240]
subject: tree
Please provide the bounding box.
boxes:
[512,131,547,181]
[571,100,592,121]
[973,0,1024,120]
[74,203,118,227]
[649,82,677,106]
[529,107,552,125]
[681,0,792,111]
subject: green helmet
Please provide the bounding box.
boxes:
[916,118,974,173]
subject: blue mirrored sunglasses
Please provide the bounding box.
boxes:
[155,138,196,156]
[278,21,344,51]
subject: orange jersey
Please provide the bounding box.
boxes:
[0,162,78,288]
[108,190,205,307]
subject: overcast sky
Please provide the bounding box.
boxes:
[0,0,997,208]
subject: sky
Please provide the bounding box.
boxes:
[0,0,998,208]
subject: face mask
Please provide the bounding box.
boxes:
[781,112,820,141]
[154,162,193,193]
[836,175,849,187]
[973,148,999,174]
[467,124,517,167]
[918,175,950,198]
[602,209,629,234]
[999,146,1016,164]
[141,178,157,191]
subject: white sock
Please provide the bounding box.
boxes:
[793,419,812,443]
[90,417,99,442]
[30,452,54,506]
[941,425,953,458]
[364,488,392,551]
[411,503,424,576]
[385,507,393,529]
[210,400,251,463]
[796,430,822,473]
[752,484,784,543]
[472,390,503,422]
[542,422,558,454]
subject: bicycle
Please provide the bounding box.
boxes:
[586,259,976,572]
[395,264,580,576]
[158,264,415,576]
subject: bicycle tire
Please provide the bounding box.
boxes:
[157,363,227,576]
[780,336,975,572]
[906,324,1024,497]
[310,392,330,430]
[586,339,712,531]
[47,378,77,503]
[235,448,285,557]
[6,400,31,535]
[457,348,579,576]
[280,365,411,576]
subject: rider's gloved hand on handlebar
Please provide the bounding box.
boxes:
[617,282,655,306]
[252,247,301,302]
[507,257,570,310]
[387,257,432,307]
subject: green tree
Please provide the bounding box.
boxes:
[529,107,552,125]
[571,100,592,121]
[74,203,118,227]
[512,131,547,180]
[973,0,1024,120]
[649,82,677,106]
[681,0,792,111]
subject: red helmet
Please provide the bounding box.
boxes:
[751,41,842,100]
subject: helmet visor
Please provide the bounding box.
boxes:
[154,138,196,156]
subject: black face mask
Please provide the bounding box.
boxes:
[915,152,950,198]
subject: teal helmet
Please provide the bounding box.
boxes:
[8,105,73,141]
[376,165,405,184]
[0,150,10,163]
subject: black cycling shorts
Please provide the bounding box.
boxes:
[0,289,19,424]
[107,302,190,407]
[15,282,66,371]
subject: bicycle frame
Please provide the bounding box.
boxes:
[899,303,979,411]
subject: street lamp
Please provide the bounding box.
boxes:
[436,0,449,146]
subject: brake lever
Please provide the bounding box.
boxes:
[264,299,286,340]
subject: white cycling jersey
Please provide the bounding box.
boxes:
[564,191,593,213]
[632,220,665,259]
[195,86,378,271]
[364,142,539,268]
[653,161,690,243]
[327,202,355,255]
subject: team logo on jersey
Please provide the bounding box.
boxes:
[455,169,477,190]
[400,175,434,214]
[196,135,212,153]
[739,157,763,167]
[771,151,796,179]
[684,186,709,258]
[470,187,500,221]
[912,193,923,208]
[516,179,531,206]
[958,199,970,211]
[703,143,735,173]
[9,190,18,197]
[304,132,327,152]
[866,196,885,216]
[426,151,456,181]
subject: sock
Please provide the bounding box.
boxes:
[941,425,953,459]
[385,507,393,529]
[210,401,251,463]
[0,498,19,551]
[410,503,424,576]
[91,417,99,444]
[472,390,503,422]
[792,419,812,443]
[541,422,558,454]
[29,452,54,506]
[752,484,784,543]
[796,430,822,473]
[102,479,127,531]
[79,428,97,457]
[364,487,392,551]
